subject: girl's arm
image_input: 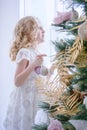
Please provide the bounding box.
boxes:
[14,54,44,87]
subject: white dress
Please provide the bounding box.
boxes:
[4,48,42,130]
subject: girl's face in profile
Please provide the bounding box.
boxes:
[38,26,45,43]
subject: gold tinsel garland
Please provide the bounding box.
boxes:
[35,19,87,116]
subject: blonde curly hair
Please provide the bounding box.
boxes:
[9,16,41,61]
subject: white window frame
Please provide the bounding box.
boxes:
[19,0,32,18]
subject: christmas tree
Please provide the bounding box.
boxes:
[32,0,87,130]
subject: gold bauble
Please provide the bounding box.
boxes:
[78,21,87,41]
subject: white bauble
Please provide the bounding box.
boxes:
[34,109,50,125]
[83,96,87,109]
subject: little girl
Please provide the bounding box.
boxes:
[4,16,49,130]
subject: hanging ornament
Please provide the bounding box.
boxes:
[34,66,41,74]
[40,65,48,76]
[34,109,50,125]
[70,8,79,21]
[35,65,48,76]
[78,21,87,41]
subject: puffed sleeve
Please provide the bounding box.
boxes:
[16,48,31,63]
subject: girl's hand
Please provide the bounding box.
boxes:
[33,54,47,67]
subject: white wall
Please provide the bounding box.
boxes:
[0,0,19,129]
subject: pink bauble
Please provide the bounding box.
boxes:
[34,66,41,74]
